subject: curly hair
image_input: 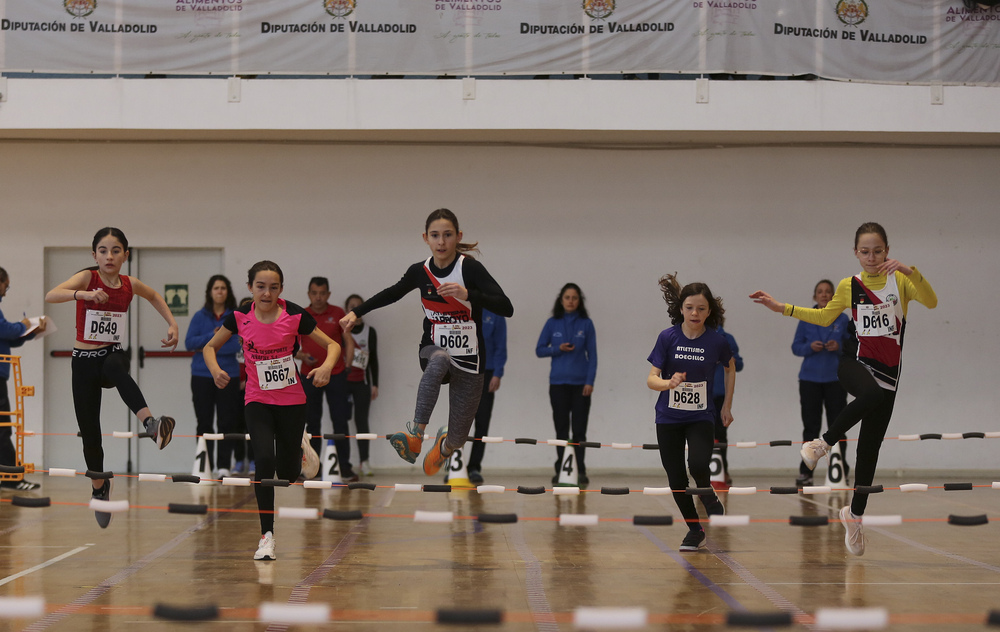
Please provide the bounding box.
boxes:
[658,273,725,329]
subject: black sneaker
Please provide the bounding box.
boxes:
[679,529,706,552]
[92,479,114,529]
[0,479,40,491]
[795,473,813,487]
[144,416,176,450]
[578,474,590,488]
[468,469,484,484]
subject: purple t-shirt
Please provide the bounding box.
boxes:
[647,325,733,424]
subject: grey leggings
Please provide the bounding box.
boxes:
[416,346,484,455]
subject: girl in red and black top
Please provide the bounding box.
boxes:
[45,227,179,528]
[340,209,513,477]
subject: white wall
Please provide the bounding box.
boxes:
[3,139,998,473]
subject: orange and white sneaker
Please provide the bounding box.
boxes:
[389,421,424,464]
[254,531,275,561]
[422,426,450,476]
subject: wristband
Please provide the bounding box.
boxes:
[73,290,78,301]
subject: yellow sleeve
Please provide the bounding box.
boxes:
[781,277,852,327]
[898,266,937,316]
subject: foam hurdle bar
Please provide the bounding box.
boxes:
[546,439,568,446]
[736,442,757,448]
[11,496,50,508]
[322,433,347,441]
[138,473,167,482]
[642,487,672,496]
[85,470,114,480]
[770,487,799,494]
[262,479,290,487]
[172,475,201,484]
[137,432,154,439]
[633,515,673,526]
[481,436,504,443]
[685,487,714,496]
[728,487,758,495]
[948,514,989,526]
[518,486,546,495]
[942,433,963,440]
[898,434,920,441]
[436,609,503,624]
[355,433,378,440]
[726,611,794,627]
[801,486,832,494]
[222,477,251,486]
[856,485,884,494]
[515,438,538,445]
[323,509,364,521]
[554,487,580,496]
[560,514,599,526]
[814,607,888,629]
[0,464,25,474]
[152,604,220,621]
[394,483,422,492]
[611,443,633,450]
[710,515,750,526]
[423,484,452,493]
[573,607,648,629]
[414,510,453,523]
[993,482,1000,490]
[601,487,630,495]
[202,433,224,440]
[919,433,942,440]
[986,432,1000,439]
[89,499,129,513]
[944,483,973,491]
[224,433,247,441]
[642,443,659,450]
[987,610,1000,625]
[258,603,330,624]
[477,513,518,524]
[168,503,208,515]
[477,485,505,494]
[862,515,902,526]
[963,432,985,439]
[49,467,78,477]
[112,431,134,438]
[900,483,929,492]
[303,480,332,489]
[790,516,829,526]
[0,596,46,619]
[769,440,793,447]
[580,441,602,449]
[278,507,319,520]
[348,482,376,491]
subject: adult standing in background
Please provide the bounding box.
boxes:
[791,279,851,487]
[711,326,743,488]
[186,274,241,478]
[536,283,597,487]
[299,277,355,480]
[0,266,45,491]
[344,293,379,476]
[466,308,507,484]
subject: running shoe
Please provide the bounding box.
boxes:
[254,531,276,561]
[679,529,706,552]
[0,479,40,491]
[840,506,865,556]
[92,478,114,529]
[360,461,374,477]
[300,432,320,479]
[422,426,449,476]
[388,421,424,464]
[144,415,176,450]
[800,438,831,471]
[795,473,813,487]
[468,469,484,484]
[704,497,726,516]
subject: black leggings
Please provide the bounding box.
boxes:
[346,379,372,462]
[822,358,897,515]
[191,375,241,470]
[656,421,722,531]
[245,402,306,534]
[799,380,848,476]
[72,345,148,472]
[549,384,591,476]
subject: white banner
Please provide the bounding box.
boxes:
[0,0,997,84]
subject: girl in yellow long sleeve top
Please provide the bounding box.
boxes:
[750,222,936,556]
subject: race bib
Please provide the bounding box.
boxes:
[856,301,896,337]
[255,355,298,391]
[352,348,370,370]
[432,322,478,357]
[668,381,708,411]
[84,309,126,343]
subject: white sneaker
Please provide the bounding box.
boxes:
[800,439,831,471]
[840,506,865,556]
[217,468,231,479]
[360,461,374,477]
[254,531,275,561]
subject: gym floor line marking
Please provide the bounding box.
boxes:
[0,544,93,587]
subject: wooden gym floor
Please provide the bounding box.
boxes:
[1,473,998,631]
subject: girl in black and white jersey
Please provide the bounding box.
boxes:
[340,209,513,476]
